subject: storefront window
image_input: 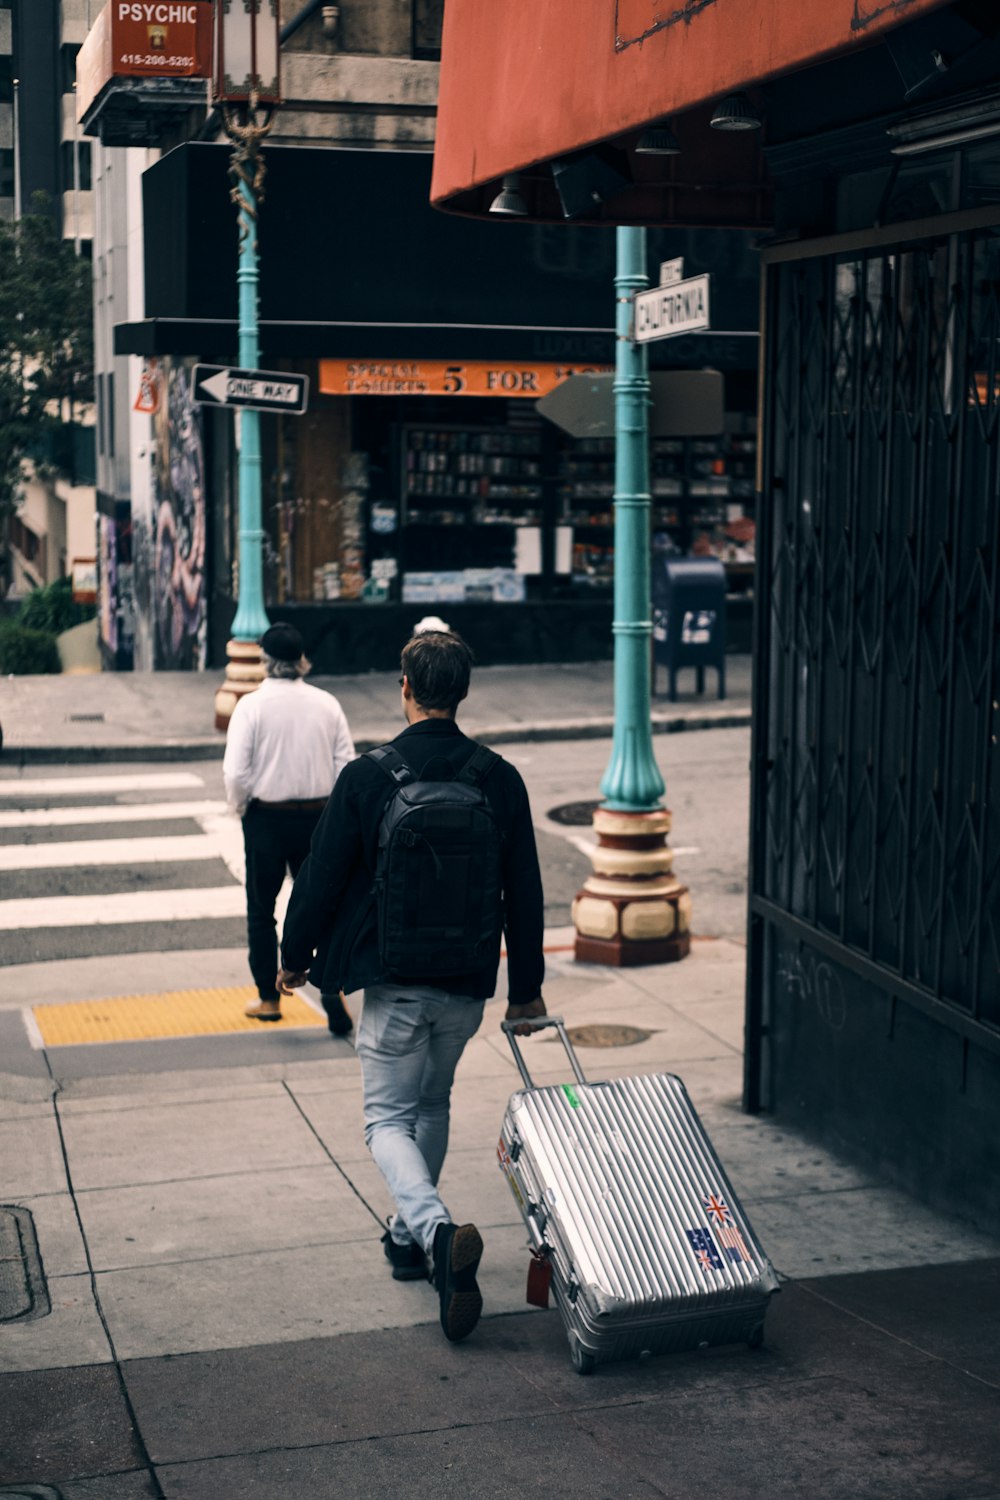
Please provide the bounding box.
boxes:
[961,138,1000,209]
[261,381,757,612]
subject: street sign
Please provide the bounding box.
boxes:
[192,365,309,414]
[535,370,724,439]
[660,257,684,286]
[633,274,711,344]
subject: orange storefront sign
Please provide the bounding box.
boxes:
[319,360,613,398]
[78,2,212,119]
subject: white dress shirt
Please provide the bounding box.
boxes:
[223,677,355,815]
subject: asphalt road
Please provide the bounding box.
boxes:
[508,725,751,938]
[0,726,750,972]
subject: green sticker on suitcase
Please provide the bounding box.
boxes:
[561,1084,580,1108]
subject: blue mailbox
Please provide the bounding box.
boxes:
[652,557,727,702]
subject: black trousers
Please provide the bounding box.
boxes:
[242,803,322,1001]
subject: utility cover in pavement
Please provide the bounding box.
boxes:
[548,799,603,826]
[563,1024,652,1048]
[0,1206,50,1322]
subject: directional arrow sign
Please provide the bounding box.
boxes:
[535,370,724,439]
[192,365,309,415]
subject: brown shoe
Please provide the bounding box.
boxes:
[245,999,281,1022]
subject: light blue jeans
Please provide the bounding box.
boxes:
[357,982,486,1254]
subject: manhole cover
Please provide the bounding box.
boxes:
[0,1206,50,1323]
[548,799,602,827]
[561,1024,652,1048]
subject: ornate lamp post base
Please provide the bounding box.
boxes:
[214,639,265,732]
[572,806,691,966]
[571,228,691,970]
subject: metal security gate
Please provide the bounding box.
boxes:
[746,210,1000,1210]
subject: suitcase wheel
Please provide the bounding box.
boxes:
[570,1336,597,1375]
[747,1323,765,1350]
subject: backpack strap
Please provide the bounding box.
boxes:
[456,744,501,788]
[365,745,414,787]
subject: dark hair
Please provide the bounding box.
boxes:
[401,631,474,714]
[260,622,304,662]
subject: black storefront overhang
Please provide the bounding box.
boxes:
[114,144,760,368]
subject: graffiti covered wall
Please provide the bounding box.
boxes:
[152,359,207,669]
[96,501,135,671]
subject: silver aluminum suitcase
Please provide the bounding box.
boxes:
[498,1017,780,1374]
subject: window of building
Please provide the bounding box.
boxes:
[0,147,13,199]
[0,56,13,104]
[10,515,45,571]
[61,140,92,193]
[60,44,80,97]
[412,0,443,59]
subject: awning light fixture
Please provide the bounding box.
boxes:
[635,124,681,156]
[710,93,763,132]
[489,173,528,216]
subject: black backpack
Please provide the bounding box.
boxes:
[365,743,503,978]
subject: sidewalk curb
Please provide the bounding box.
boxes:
[0,710,752,765]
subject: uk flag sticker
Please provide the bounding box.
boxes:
[702,1191,733,1226]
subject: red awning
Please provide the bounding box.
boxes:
[431,0,950,218]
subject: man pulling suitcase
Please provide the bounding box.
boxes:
[279,629,546,1342]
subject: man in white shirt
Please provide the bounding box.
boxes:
[223,622,355,1029]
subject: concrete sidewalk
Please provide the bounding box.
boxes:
[2,935,998,1497]
[0,656,751,762]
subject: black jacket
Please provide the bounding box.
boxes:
[281,717,545,1003]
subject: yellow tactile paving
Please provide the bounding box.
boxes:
[33,986,327,1046]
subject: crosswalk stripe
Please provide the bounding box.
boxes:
[0,835,224,872]
[0,800,228,830]
[0,886,247,930]
[0,772,205,797]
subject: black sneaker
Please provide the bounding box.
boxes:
[432,1221,484,1342]
[381,1229,427,1281]
[321,993,353,1037]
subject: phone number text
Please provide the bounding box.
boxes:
[118,53,195,66]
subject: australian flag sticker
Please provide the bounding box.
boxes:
[685,1226,723,1273]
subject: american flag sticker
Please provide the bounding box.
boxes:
[685,1227,723,1272]
[715,1222,753,1264]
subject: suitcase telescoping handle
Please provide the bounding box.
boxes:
[500,1015,588,1090]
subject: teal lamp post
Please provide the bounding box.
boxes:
[572,227,691,966]
[601,226,665,812]
[213,0,281,732]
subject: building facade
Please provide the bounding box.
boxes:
[2,0,93,242]
[1,1,96,605]
[427,0,1000,1235]
[81,0,761,671]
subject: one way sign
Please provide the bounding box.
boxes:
[192,365,309,415]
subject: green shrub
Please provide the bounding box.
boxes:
[17,576,95,636]
[0,623,61,674]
